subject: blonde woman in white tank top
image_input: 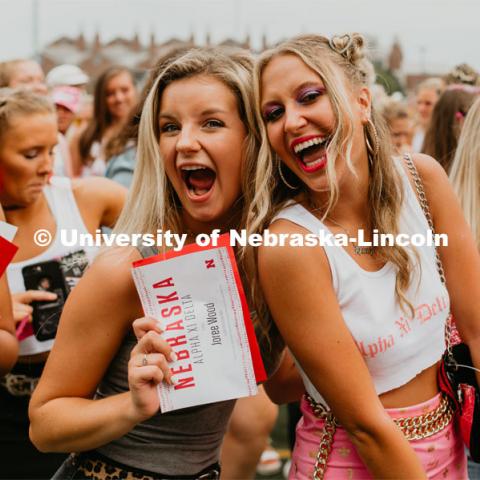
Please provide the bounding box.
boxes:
[245,34,480,479]
[0,89,126,479]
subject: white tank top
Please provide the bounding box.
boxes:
[273,161,448,404]
[7,177,98,356]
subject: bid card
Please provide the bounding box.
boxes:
[132,234,266,412]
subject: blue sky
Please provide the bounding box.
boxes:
[1,0,479,74]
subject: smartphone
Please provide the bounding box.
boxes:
[22,260,68,341]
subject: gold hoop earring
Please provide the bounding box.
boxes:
[365,119,379,161]
[278,160,298,190]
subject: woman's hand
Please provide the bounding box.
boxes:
[12,290,57,324]
[127,317,177,421]
[132,316,163,340]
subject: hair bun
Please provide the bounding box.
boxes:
[328,33,375,86]
[328,33,365,65]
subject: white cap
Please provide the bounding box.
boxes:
[46,64,89,88]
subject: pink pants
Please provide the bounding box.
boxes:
[290,393,468,479]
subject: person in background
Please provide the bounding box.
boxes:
[0,204,18,376]
[46,64,92,146]
[0,58,47,95]
[0,60,73,177]
[411,77,444,152]
[421,87,476,173]
[70,66,137,177]
[51,85,82,136]
[444,63,480,88]
[381,99,414,155]
[449,96,480,248]
[49,86,83,177]
[448,93,480,480]
[45,64,89,91]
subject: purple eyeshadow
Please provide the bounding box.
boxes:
[296,86,326,102]
[263,104,280,118]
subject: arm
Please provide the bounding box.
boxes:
[258,222,425,479]
[0,205,18,374]
[28,250,173,452]
[73,177,127,230]
[263,349,305,404]
[0,276,17,375]
[413,153,480,387]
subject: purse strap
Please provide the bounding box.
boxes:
[402,154,454,354]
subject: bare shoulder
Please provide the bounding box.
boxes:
[402,153,452,216]
[87,246,140,291]
[410,153,448,185]
[258,218,330,280]
[71,177,127,228]
[72,177,127,202]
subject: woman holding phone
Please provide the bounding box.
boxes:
[0,88,126,478]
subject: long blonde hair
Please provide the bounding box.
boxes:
[113,47,259,243]
[245,34,415,341]
[449,96,480,248]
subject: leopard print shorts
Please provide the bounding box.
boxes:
[73,456,155,480]
[68,452,220,480]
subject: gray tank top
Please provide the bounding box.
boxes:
[95,246,235,475]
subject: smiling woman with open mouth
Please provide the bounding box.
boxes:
[28,47,281,480]
[245,33,480,479]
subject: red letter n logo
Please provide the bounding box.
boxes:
[205,259,215,269]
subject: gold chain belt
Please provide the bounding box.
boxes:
[393,394,454,440]
[305,393,454,480]
[0,373,39,397]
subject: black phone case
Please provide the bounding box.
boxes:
[22,260,68,341]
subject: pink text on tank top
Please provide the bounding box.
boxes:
[356,294,448,359]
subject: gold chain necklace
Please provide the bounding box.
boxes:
[325,217,376,255]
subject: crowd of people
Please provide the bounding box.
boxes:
[0,33,479,480]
